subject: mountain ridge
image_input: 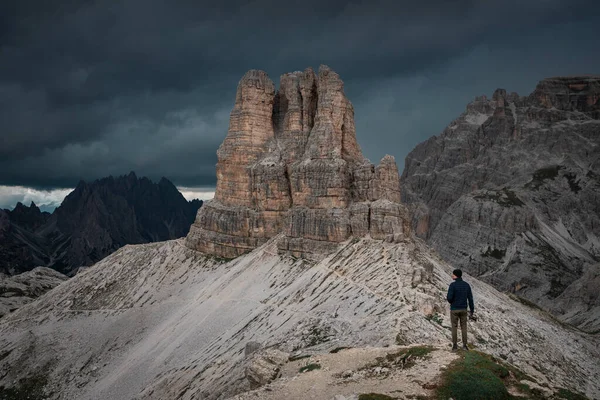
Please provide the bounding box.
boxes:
[0,173,202,275]
[401,75,600,332]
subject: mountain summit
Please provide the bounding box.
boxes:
[0,173,202,275]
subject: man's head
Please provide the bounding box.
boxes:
[452,269,462,280]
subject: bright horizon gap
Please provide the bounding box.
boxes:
[0,185,215,211]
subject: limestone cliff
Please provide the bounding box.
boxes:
[401,76,600,331]
[186,66,408,259]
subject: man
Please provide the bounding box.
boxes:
[446,268,474,351]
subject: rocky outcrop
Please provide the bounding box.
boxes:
[0,267,68,318]
[0,174,202,275]
[244,348,289,389]
[401,76,600,331]
[8,202,50,231]
[186,66,408,259]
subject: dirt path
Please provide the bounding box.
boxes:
[228,345,459,400]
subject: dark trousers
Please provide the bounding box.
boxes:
[451,309,468,345]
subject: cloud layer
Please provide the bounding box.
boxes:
[1,0,599,191]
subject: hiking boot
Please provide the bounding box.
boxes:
[462,344,469,351]
[451,344,458,351]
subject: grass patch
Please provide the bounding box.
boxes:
[557,388,589,400]
[0,375,48,400]
[436,351,510,400]
[514,383,547,399]
[364,345,435,372]
[299,363,321,373]
[358,394,395,400]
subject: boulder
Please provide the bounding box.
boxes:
[244,348,289,389]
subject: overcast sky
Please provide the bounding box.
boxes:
[1,0,599,209]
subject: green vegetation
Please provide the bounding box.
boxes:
[364,345,435,372]
[0,375,48,400]
[399,346,435,359]
[425,313,443,325]
[436,351,510,400]
[557,388,589,400]
[299,363,321,373]
[358,394,395,400]
[514,382,547,399]
[307,326,331,347]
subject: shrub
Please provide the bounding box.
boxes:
[299,363,321,373]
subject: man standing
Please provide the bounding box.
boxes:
[447,269,474,351]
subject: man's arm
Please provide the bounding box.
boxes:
[467,285,474,314]
[446,283,454,304]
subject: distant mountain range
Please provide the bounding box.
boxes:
[0,172,202,275]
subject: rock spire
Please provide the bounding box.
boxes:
[186,65,409,259]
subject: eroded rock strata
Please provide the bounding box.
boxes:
[401,75,600,331]
[186,66,407,259]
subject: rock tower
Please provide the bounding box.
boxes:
[186,65,409,259]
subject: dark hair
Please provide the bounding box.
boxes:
[452,269,462,278]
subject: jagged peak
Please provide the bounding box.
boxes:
[379,154,397,165]
[239,69,274,89]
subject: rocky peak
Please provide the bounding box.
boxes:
[531,75,600,114]
[401,74,600,332]
[8,200,47,231]
[273,67,317,163]
[186,66,408,259]
[1,174,203,275]
[0,209,8,236]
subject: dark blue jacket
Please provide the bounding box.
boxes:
[447,277,474,312]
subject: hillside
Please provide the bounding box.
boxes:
[0,236,597,399]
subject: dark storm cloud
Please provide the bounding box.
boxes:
[1,0,599,190]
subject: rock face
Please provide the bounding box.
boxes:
[244,348,289,389]
[0,173,202,275]
[401,76,600,331]
[186,66,407,259]
[0,267,68,318]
